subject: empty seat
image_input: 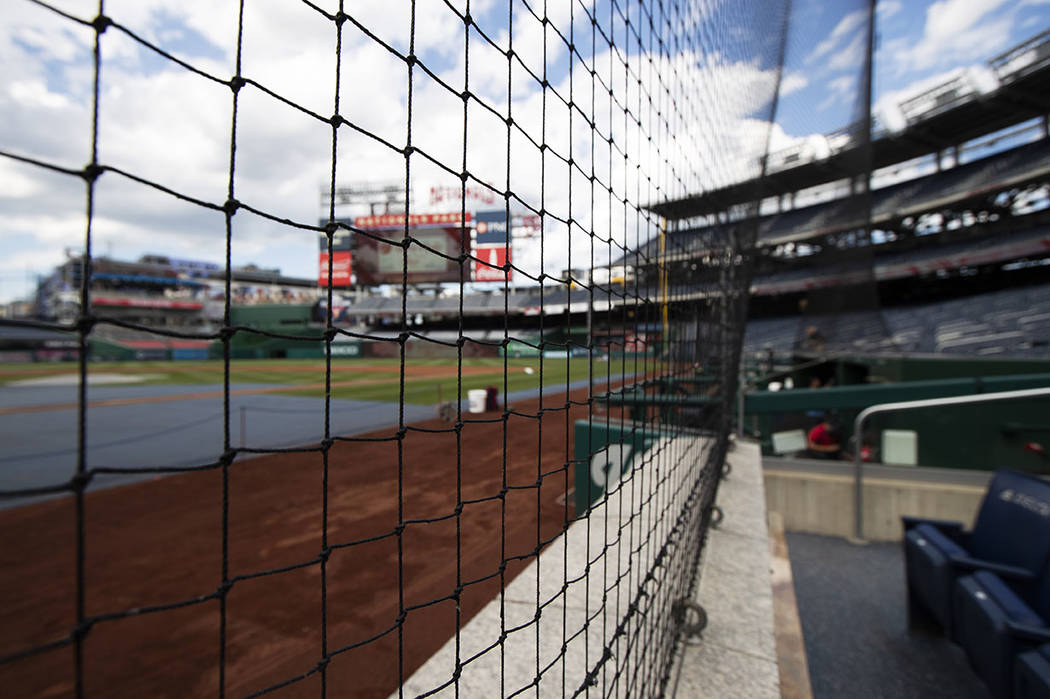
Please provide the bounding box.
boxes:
[903,470,1050,638]
[1015,644,1050,699]
[953,568,1050,699]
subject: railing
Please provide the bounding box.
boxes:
[852,386,1050,540]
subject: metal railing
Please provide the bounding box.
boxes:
[852,386,1050,540]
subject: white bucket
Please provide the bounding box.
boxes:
[467,389,487,413]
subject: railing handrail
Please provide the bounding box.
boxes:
[852,386,1050,540]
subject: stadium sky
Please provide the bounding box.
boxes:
[1,0,1048,303]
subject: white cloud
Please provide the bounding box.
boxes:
[877,1,903,20]
[807,9,866,66]
[779,72,809,97]
[893,0,1014,72]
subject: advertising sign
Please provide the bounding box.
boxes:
[474,209,509,245]
[473,245,511,282]
[318,251,352,287]
[318,228,353,287]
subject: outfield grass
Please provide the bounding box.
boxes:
[0,357,647,405]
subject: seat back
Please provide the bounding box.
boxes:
[970,470,1050,572]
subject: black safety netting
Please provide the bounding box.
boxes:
[1,0,795,696]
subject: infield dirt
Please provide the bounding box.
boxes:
[0,385,633,698]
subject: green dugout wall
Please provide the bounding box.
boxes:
[745,372,1050,472]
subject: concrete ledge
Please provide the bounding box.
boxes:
[668,440,781,698]
[764,462,987,541]
[396,435,713,697]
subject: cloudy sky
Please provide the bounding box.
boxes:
[1,0,1048,303]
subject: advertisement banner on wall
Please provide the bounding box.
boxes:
[473,245,511,282]
[318,250,352,287]
[318,229,353,287]
[474,209,509,245]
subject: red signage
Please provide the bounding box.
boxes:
[474,245,511,282]
[429,185,497,207]
[92,297,202,310]
[318,250,352,287]
[355,212,472,229]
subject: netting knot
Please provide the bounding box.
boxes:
[73,619,95,640]
[406,54,417,67]
[70,471,93,493]
[219,326,237,341]
[81,163,104,184]
[324,221,339,237]
[91,15,112,34]
[397,331,409,345]
[318,547,332,563]
[505,115,514,127]
[228,76,246,93]
[75,315,97,335]
[320,438,334,452]
[217,580,234,595]
[333,11,348,27]
[219,450,237,467]
[316,656,331,672]
[463,12,472,26]
[329,113,344,128]
[223,198,240,217]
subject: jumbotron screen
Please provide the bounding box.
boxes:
[352,213,470,285]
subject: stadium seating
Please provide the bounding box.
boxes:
[744,279,1050,357]
[952,569,1050,699]
[902,470,1050,638]
[1015,644,1050,699]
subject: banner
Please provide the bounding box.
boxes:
[474,209,509,245]
[473,245,511,282]
[318,228,353,287]
[318,250,352,287]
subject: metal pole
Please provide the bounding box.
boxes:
[737,367,745,438]
[852,386,1050,541]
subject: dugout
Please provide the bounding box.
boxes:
[745,371,1050,472]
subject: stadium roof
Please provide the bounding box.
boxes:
[620,137,1050,264]
[648,31,1050,220]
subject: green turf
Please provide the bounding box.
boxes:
[0,357,640,405]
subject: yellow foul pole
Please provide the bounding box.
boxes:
[659,218,669,351]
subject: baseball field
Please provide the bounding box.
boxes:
[0,356,605,404]
[0,356,652,697]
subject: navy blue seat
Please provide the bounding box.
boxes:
[903,470,1050,637]
[952,570,1050,698]
[1015,644,1050,699]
